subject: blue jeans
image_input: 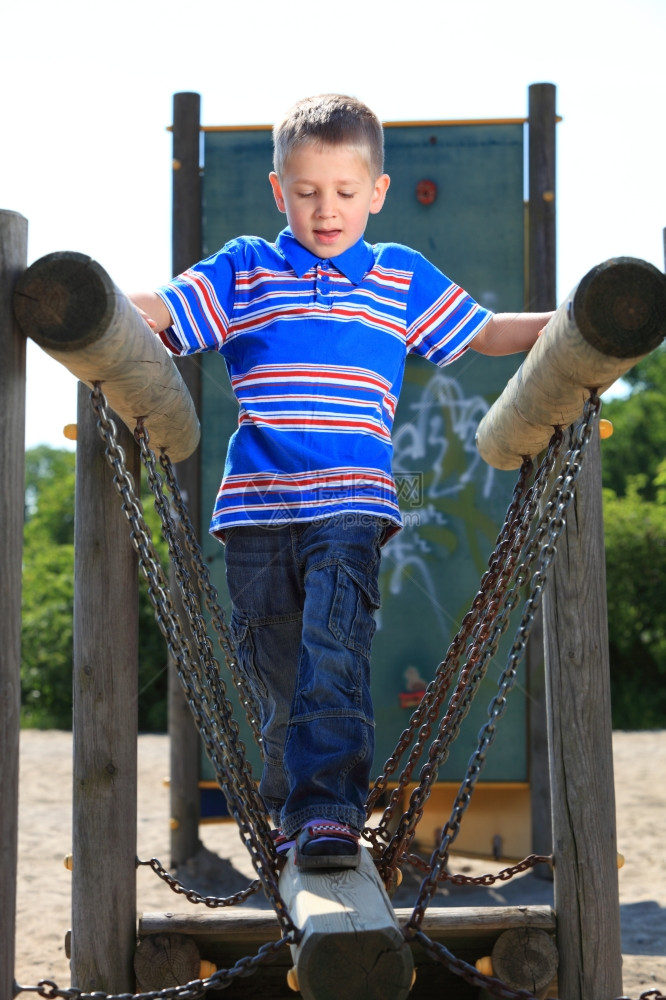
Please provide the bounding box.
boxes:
[224,514,386,839]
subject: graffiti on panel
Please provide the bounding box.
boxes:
[377,370,495,639]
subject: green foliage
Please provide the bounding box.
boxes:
[621,342,666,392]
[601,343,666,727]
[603,472,666,728]
[21,446,170,731]
[602,346,666,502]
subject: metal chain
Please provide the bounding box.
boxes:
[409,931,666,1000]
[372,426,565,877]
[136,431,266,825]
[136,856,263,908]
[409,929,546,1000]
[158,454,263,747]
[364,454,537,823]
[88,389,298,938]
[14,936,295,1000]
[406,397,601,925]
[403,852,552,884]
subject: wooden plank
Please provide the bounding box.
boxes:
[139,904,555,999]
[139,903,556,941]
[13,252,200,463]
[0,209,28,1000]
[278,848,413,1000]
[476,256,666,469]
[543,425,623,1000]
[70,383,140,992]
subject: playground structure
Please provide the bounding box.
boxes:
[3,81,666,1000]
[3,204,666,998]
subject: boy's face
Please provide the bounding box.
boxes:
[269,143,390,258]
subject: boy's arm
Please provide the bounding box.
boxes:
[471,311,553,356]
[128,291,173,334]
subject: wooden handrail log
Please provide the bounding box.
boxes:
[476,256,666,469]
[13,251,200,463]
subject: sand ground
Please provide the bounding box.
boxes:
[12,729,666,996]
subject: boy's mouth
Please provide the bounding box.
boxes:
[314,228,341,244]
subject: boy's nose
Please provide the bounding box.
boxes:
[315,195,336,218]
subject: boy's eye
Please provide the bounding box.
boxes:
[339,191,355,199]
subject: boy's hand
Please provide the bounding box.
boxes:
[128,291,173,334]
[134,304,157,330]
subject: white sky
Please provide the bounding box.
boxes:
[2,0,664,452]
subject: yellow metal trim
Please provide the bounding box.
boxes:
[383,118,527,127]
[168,116,562,133]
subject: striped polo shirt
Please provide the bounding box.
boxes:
[157,228,492,537]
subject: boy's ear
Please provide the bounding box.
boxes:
[369,173,390,215]
[269,172,286,213]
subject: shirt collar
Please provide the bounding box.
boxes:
[275,227,374,285]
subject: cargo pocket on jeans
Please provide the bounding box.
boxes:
[229,610,268,702]
[328,563,381,659]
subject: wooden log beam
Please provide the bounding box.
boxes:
[0,209,28,1000]
[476,256,666,469]
[13,252,200,463]
[279,849,414,1000]
[488,926,558,997]
[138,903,557,942]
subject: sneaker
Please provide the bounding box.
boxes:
[295,818,361,871]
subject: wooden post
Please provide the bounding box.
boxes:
[169,91,204,867]
[542,425,623,1000]
[70,381,140,992]
[279,849,414,1000]
[527,83,558,872]
[528,83,557,312]
[13,252,200,463]
[0,209,28,1000]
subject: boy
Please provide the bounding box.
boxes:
[131,94,551,870]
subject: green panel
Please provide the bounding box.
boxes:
[202,128,280,254]
[200,123,527,785]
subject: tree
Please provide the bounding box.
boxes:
[22,446,170,730]
[600,344,666,727]
[602,469,666,728]
[601,345,666,502]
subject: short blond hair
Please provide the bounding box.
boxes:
[273,94,385,179]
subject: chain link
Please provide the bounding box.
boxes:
[371,426,565,880]
[13,936,295,1000]
[158,455,263,748]
[408,931,666,1000]
[136,857,262,908]
[405,398,601,925]
[364,455,536,826]
[402,852,552,884]
[89,391,299,939]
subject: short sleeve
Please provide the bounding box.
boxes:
[405,251,493,366]
[156,246,237,356]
